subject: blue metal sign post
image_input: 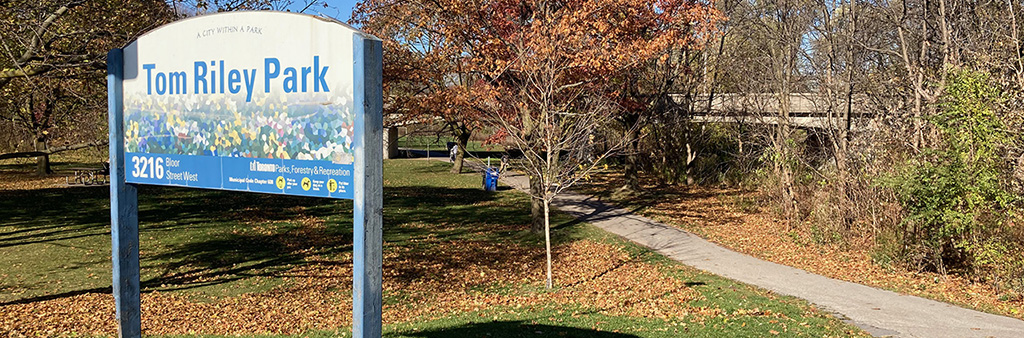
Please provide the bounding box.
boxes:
[107,12,382,337]
[108,48,142,338]
[352,34,384,338]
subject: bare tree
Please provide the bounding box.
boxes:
[743,0,816,217]
[476,0,719,289]
[0,0,173,173]
[489,56,637,288]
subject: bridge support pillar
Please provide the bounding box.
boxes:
[383,126,399,159]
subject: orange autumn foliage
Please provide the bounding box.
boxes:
[355,0,723,286]
[353,0,723,131]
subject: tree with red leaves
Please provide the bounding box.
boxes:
[354,0,492,173]
[356,0,721,288]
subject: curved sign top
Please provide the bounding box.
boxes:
[120,11,377,199]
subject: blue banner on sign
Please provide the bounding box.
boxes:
[125,152,354,199]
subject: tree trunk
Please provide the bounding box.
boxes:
[619,113,642,191]
[684,142,697,185]
[34,137,50,176]
[450,131,471,173]
[622,135,641,191]
[544,198,553,289]
[529,175,545,233]
[776,70,796,219]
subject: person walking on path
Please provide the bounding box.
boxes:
[499,154,509,175]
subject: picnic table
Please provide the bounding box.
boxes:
[66,163,110,185]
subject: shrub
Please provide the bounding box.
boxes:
[884,70,1019,274]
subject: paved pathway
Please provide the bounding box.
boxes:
[487,168,1024,338]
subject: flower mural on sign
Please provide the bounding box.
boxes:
[124,93,355,164]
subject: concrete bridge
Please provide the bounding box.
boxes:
[672,93,875,131]
[381,93,879,158]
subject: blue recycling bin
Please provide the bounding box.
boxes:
[483,168,499,191]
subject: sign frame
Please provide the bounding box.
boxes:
[107,12,382,338]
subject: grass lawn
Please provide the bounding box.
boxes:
[0,156,866,337]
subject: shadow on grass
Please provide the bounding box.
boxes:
[0,185,110,248]
[1,229,347,306]
[0,184,351,302]
[394,321,641,338]
[0,185,343,249]
[136,185,344,230]
[0,174,547,305]
[0,286,112,306]
[384,186,527,244]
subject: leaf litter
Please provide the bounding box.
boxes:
[579,172,1024,321]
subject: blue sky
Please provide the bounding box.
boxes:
[286,0,361,22]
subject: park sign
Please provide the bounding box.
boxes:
[108,11,383,338]
[121,12,366,198]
